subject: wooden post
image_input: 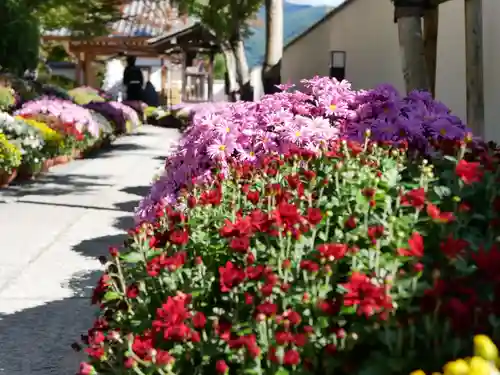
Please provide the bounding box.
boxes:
[397,16,430,93]
[181,51,187,102]
[75,52,85,85]
[160,57,167,105]
[465,0,485,137]
[423,6,439,97]
[207,51,215,102]
[83,52,95,87]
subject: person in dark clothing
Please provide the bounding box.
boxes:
[123,56,144,101]
[142,80,160,107]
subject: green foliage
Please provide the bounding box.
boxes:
[0,87,16,111]
[0,74,39,103]
[35,0,124,37]
[0,0,40,75]
[0,133,21,173]
[213,53,226,79]
[44,44,72,62]
[36,73,78,91]
[68,87,105,105]
[181,0,264,41]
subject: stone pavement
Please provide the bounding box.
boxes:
[0,125,179,375]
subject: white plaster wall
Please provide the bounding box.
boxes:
[283,0,405,93]
[282,16,331,92]
[282,0,500,142]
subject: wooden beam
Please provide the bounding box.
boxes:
[423,6,439,97]
[207,52,215,102]
[69,47,158,58]
[465,0,485,137]
[161,57,167,101]
[397,15,430,93]
[181,52,187,102]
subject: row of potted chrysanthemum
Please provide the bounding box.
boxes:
[0,95,143,186]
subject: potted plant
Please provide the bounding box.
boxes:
[0,133,21,186]
[17,116,64,170]
[0,113,46,179]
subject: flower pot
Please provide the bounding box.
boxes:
[42,159,53,172]
[72,149,83,159]
[93,140,103,151]
[0,169,17,187]
[101,138,112,149]
[17,164,42,181]
[53,155,69,165]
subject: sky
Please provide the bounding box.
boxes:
[287,0,344,5]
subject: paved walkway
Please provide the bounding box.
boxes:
[0,125,179,375]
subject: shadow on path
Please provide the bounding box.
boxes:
[0,125,179,375]
[120,185,151,197]
[0,231,130,374]
[0,190,147,374]
[0,173,112,199]
[0,290,99,375]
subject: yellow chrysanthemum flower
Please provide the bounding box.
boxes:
[469,356,493,375]
[474,335,498,362]
[443,359,470,375]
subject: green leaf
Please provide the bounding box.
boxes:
[433,185,452,199]
[341,305,357,315]
[120,252,143,263]
[146,249,163,258]
[471,213,487,221]
[317,231,328,241]
[103,291,120,302]
[336,284,349,295]
[384,168,399,188]
[274,368,289,375]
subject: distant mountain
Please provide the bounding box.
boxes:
[245,2,331,68]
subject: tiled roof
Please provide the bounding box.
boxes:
[147,18,201,45]
[44,0,187,38]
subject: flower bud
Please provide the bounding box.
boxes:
[474,335,499,361]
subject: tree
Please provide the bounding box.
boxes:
[0,0,40,75]
[262,0,283,95]
[34,0,124,37]
[392,0,430,93]
[182,0,263,101]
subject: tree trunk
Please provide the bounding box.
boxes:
[465,0,485,137]
[397,15,430,93]
[262,0,284,95]
[423,6,439,97]
[221,43,239,102]
[231,39,253,101]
